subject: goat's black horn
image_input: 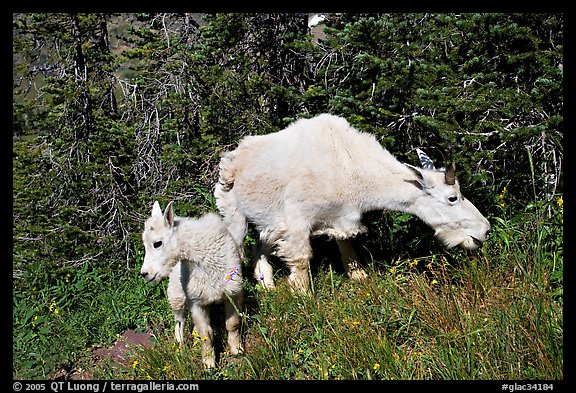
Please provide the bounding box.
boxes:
[436,146,450,167]
[445,162,456,185]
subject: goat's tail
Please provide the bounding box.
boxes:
[214,150,248,250]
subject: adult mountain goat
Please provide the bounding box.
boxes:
[215,114,491,292]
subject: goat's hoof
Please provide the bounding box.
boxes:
[202,357,216,369]
[288,283,312,296]
[349,269,368,281]
[229,345,244,356]
[258,281,276,291]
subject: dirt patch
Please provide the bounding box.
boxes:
[50,329,155,380]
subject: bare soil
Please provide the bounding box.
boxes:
[49,329,155,380]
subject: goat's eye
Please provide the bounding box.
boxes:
[153,241,162,249]
[448,196,458,204]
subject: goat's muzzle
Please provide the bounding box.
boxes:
[140,271,157,283]
[471,236,484,248]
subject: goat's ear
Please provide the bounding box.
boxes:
[164,201,175,227]
[406,163,436,190]
[152,201,162,217]
[405,163,425,184]
[416,148,436,170]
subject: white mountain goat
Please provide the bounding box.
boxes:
[214,114,491,292]
[140,201,244,368]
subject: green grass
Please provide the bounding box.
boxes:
[12,251,171,379]
[12,196,563,380]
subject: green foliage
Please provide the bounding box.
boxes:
[13,261,169,379]
[13,13,562,379]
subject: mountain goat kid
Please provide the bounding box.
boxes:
[140,201,243,368]
[215,114,491,293]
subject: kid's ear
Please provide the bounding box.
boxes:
[164,201,175,227]
[152,201,162,217]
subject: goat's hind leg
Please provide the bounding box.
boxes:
[253,238,275,290]
[224,292,244,356]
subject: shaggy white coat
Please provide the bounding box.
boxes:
[140,201,243,368]
[215,114,490,292]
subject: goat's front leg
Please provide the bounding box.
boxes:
[337,239,367,281]
[190,302,215,368]
[172,306,186,343]
[277,230,313,293]
[285,258,311,293]
[167,275,187,343]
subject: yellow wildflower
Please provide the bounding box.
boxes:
[373,363,380,370]
[498,186,507,207]
[49,302,59,314]
[431,279,438,285]
[132,360,139,369]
